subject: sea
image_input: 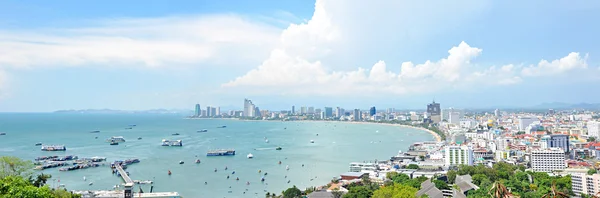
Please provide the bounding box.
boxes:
[0,113,434,197]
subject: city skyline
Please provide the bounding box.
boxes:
[1,0,599,112]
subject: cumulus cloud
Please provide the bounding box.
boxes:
[0,14,281,68]
[222,0,592,96]
[521,52,589,76]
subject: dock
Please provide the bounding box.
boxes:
[114,164,133,185]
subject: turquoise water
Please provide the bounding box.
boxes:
[0,113,433,197]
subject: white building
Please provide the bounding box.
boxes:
[449,112,461,125]
[571,173,600,196]
[518,117,539,131]
[530,148,566,173]
[444,145,474,166]
[588,121,600,138]
[459,120,478,129]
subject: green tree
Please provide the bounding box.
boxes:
[386,172,399,180]
[588,169,597,175]
[282,185,302,198]
[433,179,448,190]
[447,170,457,183]
[489,181,512,198]
[343,185,374,198]
[372,183,418,198]
[29,173,52,187]
[0,176,53,198]
[588,137,596,142]
[0,156,33,178]
[407,164,419,169]
[391,173,410,184]
[332,188,344,198]
[541,182,569,198]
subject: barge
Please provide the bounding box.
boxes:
[207,149,235,156]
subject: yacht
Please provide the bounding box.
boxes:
[106,136,126,143]
[247,153,254,159]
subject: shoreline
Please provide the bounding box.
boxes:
[198,117,443,142]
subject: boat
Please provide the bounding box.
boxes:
[265,139,269,143]
[206,149,235,156]
[172,133,180,136]
[179,161,184,164]
[83,176,86,181]
[168,170,172,175]
[129,124,136,127]
[125,127,133,129]
[89,182,93,186]
[278,161,282,165]
[316,133,318,136]
[0,132,6,135]
[276,146,282,150]
[261,177,265,182]
[41,145,66,151]
[247,153,253,159]
[286,165,289,170]
[137,137,142,140]
[195,159,201,164]
[310,140,315,143]
[90,130,100,133]
[110,141,119,145]
[217,126,227,128]
[106,136,126,143]
[198,129,208,132]
[162,139,183,146]
[35,142,42,146]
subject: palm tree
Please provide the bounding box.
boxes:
[489,181,513,198]
[541,182,569,198]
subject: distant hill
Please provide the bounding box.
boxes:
[530,102,600,110]
[53,109,193,114]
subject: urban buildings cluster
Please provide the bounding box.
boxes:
[191,99,600,197]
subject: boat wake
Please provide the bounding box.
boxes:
[253,147,277,151]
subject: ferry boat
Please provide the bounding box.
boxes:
[162,139,183,146]
[106,136,126,143]
[206,149,235,156]
[198,129,208,132]
[41,145,66,151]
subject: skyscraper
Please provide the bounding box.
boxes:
[216,107,220,116]
[194,104,201,117]
[427,100,441,123]
[369,106,376,116]
[210,107,216,117]
[291,106,295,115]
[324,107,333,119]
[308,107,315,114]
[353,109,361,121]
[206,106,212,117]
[300,106,307,114]
[244,99,256,117]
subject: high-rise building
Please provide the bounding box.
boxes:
[571,173,600,196]
[194,104,201,117]
[444,145,474,166]
[201,110,207,117]
[320,111,326,120]
[216,107,220,116]
[369,106,376,116]
[387,108,394,114]
[291,106,295,115]
[427,100,441,123]
[254,107,261,117]
[244,99,256,117]
[494,109,500,117]
[449,112,461,124]
[206,106,212,117]
[210,107,216,117]
[547,134,569,153]
[324,107,333,119]
[300,106,307,114]
[531,148,565,172]
[518,117,539,131]
[308,107,315,114]
[353,109,361,121]
[588,121,600,138]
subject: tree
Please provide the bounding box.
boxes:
[407,164,419,169]
[372,183,418,198]
[282,185,302,198]
[541,182,569,198]
[588,169,597,175]
[433,179,449,190]
[29,173,52,187]
[332,188,344,198]
[418,155,425,161]
[391,173,410,184]
[588,137,596,142]
[489,181,512,198]
[0,156,33,178]
[447,170,458,183]
[343,185,374,198]
[0,176,53,198]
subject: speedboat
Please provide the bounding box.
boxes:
[195,159,201,164]
[179,161,184,164]
[265,139,269,143]
[35,142,42,146]
[109,141,118,145]
[276,146,282,150]
[137,137,142,140]
[217,126,227,128]
[247,153,254,159]
[90,130,100,133]
[286,165,289,170]
[89,182,93,186]
[172,133,180,136]
[0,132,6,135]
[198,129,208,132]
[310,140,315,143]
[125,127,133,130]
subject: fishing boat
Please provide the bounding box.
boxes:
[0,132,6,135]
[168,170,172,175]
[179,161,184,164]
[162,139,183,146]
[247,153,254,159]
[197,129,208,132]
[35,142,42,146]
[276,146,282,150]
[106,136,126,143]
[89,182,93,186]
[90,130,100,133]
[172,133,180,136]
[206,149,235,156]
[109,140,119,145]
[137,137,142,140]
[195,159,201,164]
[217,126,227,128]
[41,145,66,151]
[310,140,315,143]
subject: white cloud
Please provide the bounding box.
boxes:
[521,52,588,76]
[0,14,281,68]
[221,0,593,96]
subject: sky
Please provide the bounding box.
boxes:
[0,0,599,112]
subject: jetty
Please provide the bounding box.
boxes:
[115,164,133,184]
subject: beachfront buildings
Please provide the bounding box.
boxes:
[243,99,256,117]
[194,104,201,117]
[427,100,441,123]
[530,148,566,172]
[444,145,474,166]
[353,109,361,121]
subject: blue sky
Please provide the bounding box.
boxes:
[0,0,598,112]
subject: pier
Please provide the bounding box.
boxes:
[114,164,134,185]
